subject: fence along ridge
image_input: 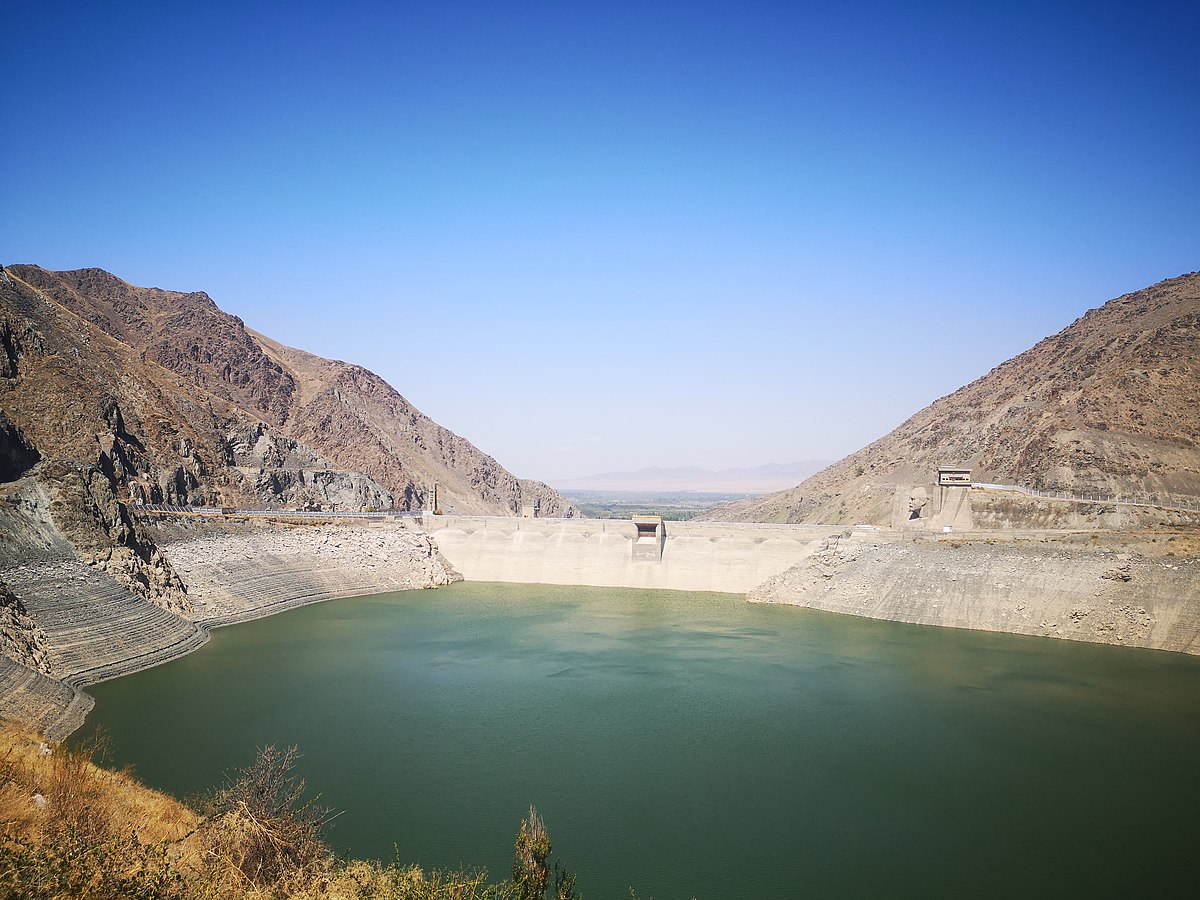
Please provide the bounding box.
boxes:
[974,482,1200,513]
[133,486,1200,520]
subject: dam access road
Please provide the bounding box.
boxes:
[2,495,1199,739]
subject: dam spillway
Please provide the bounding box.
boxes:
[422,515,852,593]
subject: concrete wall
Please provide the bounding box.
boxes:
[423,516,850,593]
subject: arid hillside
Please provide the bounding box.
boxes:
[2,265,573,516]
[705,273,1200,524]
[1,260,552,736]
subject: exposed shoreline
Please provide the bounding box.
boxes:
[749,529,1200,655]
[3,513,1198,741]
[1,518,461,739]
[421,514,1200,656]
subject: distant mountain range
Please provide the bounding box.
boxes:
[702,272,1200,524]
[552,461,831,493]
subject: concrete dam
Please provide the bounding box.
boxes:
[423,515,852,594]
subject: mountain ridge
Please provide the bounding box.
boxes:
[702,272,1200,524]
[1,264,574,517]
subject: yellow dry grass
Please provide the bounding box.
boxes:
[0,719,197,847]
[0,719,578,899]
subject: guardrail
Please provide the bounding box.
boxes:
[132,503,423,521]
[133,485,1200,526]
[973,483,1200,513]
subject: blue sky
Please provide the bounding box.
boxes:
[3,1,1197,482]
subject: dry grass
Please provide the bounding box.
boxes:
[0,720,197,898]
[0,720,196,844]
[0,721,584,899]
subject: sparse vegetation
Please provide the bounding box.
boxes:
[0,725,193,899]
[198,743,332,891]
[563,490,756,521]
[0,721,584,899]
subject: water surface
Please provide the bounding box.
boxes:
[87,582,1200,898]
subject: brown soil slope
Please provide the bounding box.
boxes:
[705,273,1200,524]
[252,330,572,516]
[3,265,572,516]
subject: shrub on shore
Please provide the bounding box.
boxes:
[0,721,582,899]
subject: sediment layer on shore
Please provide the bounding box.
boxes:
[4,508,1198,740]
[159,522,461,627]
[750,531,1200,654]
[0,656,94,737]
[0,517,460,738]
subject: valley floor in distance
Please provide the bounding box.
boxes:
[562,489,758,520]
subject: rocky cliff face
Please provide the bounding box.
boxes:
[41,461,192,615]
[2,264,574,517]
[220,421,395,511]
[705,273,1200,525]
[0,579,50,673]
[0,409,39,482]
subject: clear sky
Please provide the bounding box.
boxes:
[3,1,1197,483]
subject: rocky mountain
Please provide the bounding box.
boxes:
[704,272,1200,524]
[0,264,574,517]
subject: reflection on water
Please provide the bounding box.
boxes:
[88,582,1200,898]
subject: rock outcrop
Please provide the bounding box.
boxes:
[0,409,39,481]
[0,484,460,738]
[42,461,192,615]
[0,579,50,673]
[221,421,395,511]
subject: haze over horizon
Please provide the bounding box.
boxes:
[3,1,1196,483]
[549,459,832,493]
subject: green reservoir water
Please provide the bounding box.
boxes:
[86,582,1200,898]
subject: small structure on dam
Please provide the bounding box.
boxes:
[937,466,973,487]
[631,515,665,561]
[424,481,441,516]
[895,466,974,531]
[936,465,973,531]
